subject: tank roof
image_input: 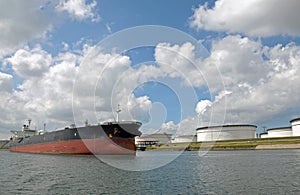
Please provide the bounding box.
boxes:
[290,118,300,123]
[174,134,196,138]
[259,132,268,135]
[266,126,291,131]
[196,124,257,130]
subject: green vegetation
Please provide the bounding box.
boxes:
[144,136,300,151]
[0,140,10,149]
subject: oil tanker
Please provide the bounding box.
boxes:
[9,109,142,155]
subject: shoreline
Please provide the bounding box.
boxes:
[143,136,300,151]
[0,140,9,150]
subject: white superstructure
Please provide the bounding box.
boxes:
[196,125,257,142]
[135,133,172,145]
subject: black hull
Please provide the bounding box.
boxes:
[9,122,142,154]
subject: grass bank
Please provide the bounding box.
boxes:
[144,136,300,151]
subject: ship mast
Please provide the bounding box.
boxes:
[116,104,121,122]
[28,119,31,127]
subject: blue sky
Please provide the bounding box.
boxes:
[0,0,300,138]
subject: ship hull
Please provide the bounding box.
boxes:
[9,122,141,155]
[10,138,136,155]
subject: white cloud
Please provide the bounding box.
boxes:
[155,42,196,78]
[0,0,101,58]
[126,95,152,123]
[195,100,212,115]
[198,36,300,126]
[190,0,300,37]
[5,45,52,78]
[56,0,100,22]
[176,117,199,136]
[106,23,112,34]
[159,121,178,135]
[17,51,79,124]
[0,72,13,93]
[0,0,54,57]
[214,90,232,102]
[62,42,69,51]
[152,36,300,133]
[200,35,268,91]
[0,48,82,139]
[70,45,157,126]
[1,36,300,139]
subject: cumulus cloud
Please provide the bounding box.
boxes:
[1,36,300,139]
[197,36,300,126]
[15,51,79,125]
[176,117,199,136]
[189,0,300,37]
[155,42,196,78]
[69,44,158,127]
[126,95,152,123]
[0,47,80,138]
[5,45,52,78]
[195,100,212,115]
[0,0,54,57]
[0,0,101,58]
[1,42,191,138]
[199,35,268,92]
[153,36,300,133]
[56,0,100,22]
[0,72,13,93]
[159,121,178,135]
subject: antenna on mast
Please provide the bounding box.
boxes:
[28,119,32,127]
[116,104,121,122]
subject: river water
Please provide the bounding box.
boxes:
[0,149,300,194]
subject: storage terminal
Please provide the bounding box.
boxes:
[260,118,300,138]
[134,117,300,150]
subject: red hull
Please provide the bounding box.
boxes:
[10,138,136,155]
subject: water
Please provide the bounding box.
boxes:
[1,150,300,194]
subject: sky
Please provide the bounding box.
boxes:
[0,0,300,139]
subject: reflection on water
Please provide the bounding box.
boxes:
[97,151,183,171]
[0,150,300,194]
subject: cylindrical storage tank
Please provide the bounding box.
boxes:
[172,135,197,143]
[291,118,300,136]
[266,127,292,138]
[260,132,269,138]
[196,125,257,142]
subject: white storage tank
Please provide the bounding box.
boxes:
[196,124,257,142]
[172,135,197,143]
[266,127,292,138]
[291,118,300,136]
[260,132,269,138]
